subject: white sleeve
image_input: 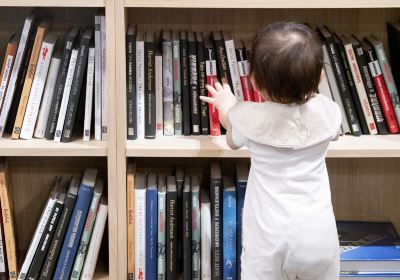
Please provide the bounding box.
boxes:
[231,125,248,148]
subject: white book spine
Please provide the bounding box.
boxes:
[345,43,378,135]
[224,39,244,101]
[201,198,211,280]
[134,188,146,279]
[0,221,5,273]
[136,41,145,139]
[81,201,108,280]
[54,49,78,143]
[83,48,95,141]
[0,55,14,110]
[0,18,33,137]
[155,55,163,137]
[94,14,102,141]
[20,41,55,140]
[100,14,107,140]
[17,196,57,280]
[34,56,61,139]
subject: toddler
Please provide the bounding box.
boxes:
[201,22,341,280]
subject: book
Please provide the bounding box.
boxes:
[53,46,78,142]
[0,34,19,111]
[180,31,191,136]
[20,32,59,140]
[80,197,108,280]
[166,176,177,279]
[83,44,95,141]
[94,11,102,141]
[70,177,103,280]
[163,30,174,136]
[387,22,400,91]
[196,32,209,135]
[127,162,135,280]
[362,40,400,134]
[126,24,137,140]
[236,41,254,102]
[210,161,223,280]
[200,189,211,280]
[188,32,200,135]
[136,31,145,140]
[53,168,97,279]
[144,32,156,139]
[244,45,264,103]
[12,18,52,139]
[182,176,191,280]
[157,175,166,280]
[39,178,79,280]
[145,174,157,279]
[172,31,183,135]
[155,41,163,137]
[100,11,107,140]
[338,221,400,272]
[45,26,80,140]
[134,173,146,280]
[34,43,62,139]
[212,31,232,91]
[0,202,8,280]
[191,175,201,280]
[223,32,244,100]
[176,167,184,273]
[0,159,17,279]
[222,177,236,280]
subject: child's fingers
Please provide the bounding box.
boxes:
[205,84,218,97]
[199,96,214,104]
[214,81,223,93]
[222,78,231,91]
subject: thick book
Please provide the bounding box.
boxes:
[83,44,95,141]
[80,197,108,280]
[200,189,211,280]
[180,31,191,136]
[196,32,209,135]
[144,32,156,139]
[45,26,80,140]
[136,31,145,140]
[188,32,200,135]
[0,34,19,111]
[162,30,174,136]
[350,35,388,135]
[94,11,102,141]
[126,25,137,140]
[20,32,59,140]
[318,27,361,136]
[212,31,233,91]
[236,164,248,280]
[191,175,201,280]
[134,174,146,280]
[236,41,254,102]
[100,12,107,140]
[338,221,400,272]
[53,169,97,279]
[146,174,157,279]
[172,31,183,135]
[387,22,400,91]
[182,176,192,280]
[155,41,163,137]
[127,162,135,280]
[0,202,8,280]
[223,32,244,100]
[70,178,103,280]
[0,159,17,279]
[166,176,177,279]
[362,40,400,134]
[157,175,166,280]
[175,167,184,273]
[222,177,236,280]
[210,161,223,280]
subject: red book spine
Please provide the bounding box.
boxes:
[369,60,400,133]
[237,61,254,102]
[206,60,221,136]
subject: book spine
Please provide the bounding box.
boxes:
[80,201,108,280]
[200,195,211,280]
[236,181,246,280]
[145,189,157,279]
[134,189,146,280]
[126,33,137,140]
[53,185,94,280]
[206,51,221,136]
[136,40,145,140]
[344,44,377,134]
[0,55,15,110]
[210,179,222,280]
[180,36,191,136]
[0,208,7,279]
[144,40,156,139]
[222,189,236,280]
[94,16,102,141]
[191,189,201,280]
[236,49,254,102]
[83,48,95,141]
[163,40,174,136]
[157,189,166,280]
[173,40,183,135]
[213,36,232,90]
[197,39,209,135]
[155,55,163,137]
[188,38,200,135]
[182,190,191,280]
[20,40,55,140]
[127,170,135,280]
[100,15,107,140]
[166,190,177,279]
[225,39,243,100]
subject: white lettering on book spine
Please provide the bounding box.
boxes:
[225,39,243,100]
[136,41,145,139]
[0,55,14,109]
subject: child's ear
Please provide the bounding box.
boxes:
[250,75,259,92]
[319,69,325,85]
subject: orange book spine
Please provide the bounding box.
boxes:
[0,34,18,112]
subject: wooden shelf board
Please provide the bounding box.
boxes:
[0,0,105,7]
[93,272,109,280]
[0,137,107,157]
[125,0,400,8]
[126,135,400,158]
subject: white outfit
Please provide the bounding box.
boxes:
[228,94,341,280]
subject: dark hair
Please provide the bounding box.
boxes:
[250,22,323,104]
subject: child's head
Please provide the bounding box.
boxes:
[250,22,323,104]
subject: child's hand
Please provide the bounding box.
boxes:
[201,79,237,116]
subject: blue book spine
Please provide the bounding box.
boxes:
[236,180,246,280]
[146,188,158,280]
[223,187,236,280]
[53,184,94,279]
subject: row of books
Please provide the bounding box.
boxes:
[0,164,108,280]
[0,9,107,143]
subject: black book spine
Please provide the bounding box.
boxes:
[323,35,361,136]
[213,35,233,90]
[197,36,209,135]
[45,32,78,140]
[126,33,137,140]
[166,189,178,279]
[182,188,192,280]
[61,29,93,142]
[180,34,191,136]
[176,180,184,273]
[27,201,64,280]
[210,178,223,280]
[188,35,200,135]
[144,39,156,139]
[39,192,77,280]
[387,23,400,91]
[354,43,388,135]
